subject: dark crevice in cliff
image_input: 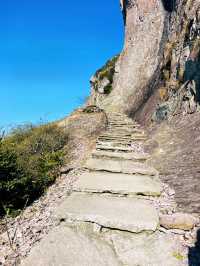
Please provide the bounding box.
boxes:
[188,229,200,265]
[185,57,200,103]
[161,0,176,12]
[121,0,127,25]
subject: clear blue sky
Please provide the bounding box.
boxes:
[0,0,124,128]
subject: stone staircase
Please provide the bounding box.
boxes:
[21,113,187,266]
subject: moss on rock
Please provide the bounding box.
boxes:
[92,55,119,95]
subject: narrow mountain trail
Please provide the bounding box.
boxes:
[19,113,199,265]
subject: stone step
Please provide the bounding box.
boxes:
[106,113,131,117]
[107,121,138,124]
[99,133,144,139]
[100,133,134,138]
[108,125,139,129]
[101,131,145,136]
[97,139,146,145]
[92,150,150,161]
[96,146,135,152]
[96,142,132,147]
[96,143,143,151]
[107,115,135,120]
[97,138,145,143]
[85,158,158,176]
[98,137,133,142]
[108,123,139,128]
[108,119,137,123]
[98,139,132,143]
[106,134,145,139]
[21,226,120,266]
[97,139,132,144]
[98,133,146,140]
[73,171,161,196]
[55,193,159,233]
[107,128,143,133]
[108,123,139,127]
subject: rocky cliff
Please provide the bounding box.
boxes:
[136,0,200,122]
[90,0,168,113]
[90,0,200,118]
[88,0,200,213]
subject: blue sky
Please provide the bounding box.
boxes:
[0,0,124,128]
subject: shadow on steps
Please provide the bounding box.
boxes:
[188,229,200,266]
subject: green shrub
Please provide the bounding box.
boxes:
[0,123,68,216]
[104,85,113,94]
[93,55,119,94]
[95,55,119,82]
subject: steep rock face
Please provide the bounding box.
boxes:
[105,0,165,113]
[88,0,200,213]
[136,0,200,123]
[135,0,200,213]
[90,0,166,113]
[88,56,119,107]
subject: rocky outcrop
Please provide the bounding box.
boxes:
[136,0,200,123]
[89,0,167,113]
[88,56,119,106]
[133,0,200,213]
[145,112,200,213]
[89,1,200,119]
[58,108,107,169]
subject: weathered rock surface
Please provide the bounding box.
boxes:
[145,113,200,213]
[85,157,158,176]
[96,145,136,152]
[132,0,200,214]
[57,110,107,169]
[55,193,159,233]
[104,230,187,266]
[74,171,161,196]
[160,213,199,231]
[90,0,166,114]
[92,150,150,161]
[21,226,121,266]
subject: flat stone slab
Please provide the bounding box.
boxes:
[97,137,146,146]
[104,230,187,266]
[97,141,132,146]
[74,171,161,196]
[85,158,158,176]
[96,145,135,152]
[21,226,120,266]
[92,150,150,161]
[55,193,159,233]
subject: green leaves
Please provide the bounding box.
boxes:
[0,123,68,216]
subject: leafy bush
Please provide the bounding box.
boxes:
[93,55,119,94]
[0,123,68,216]
[95,55,119,83]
